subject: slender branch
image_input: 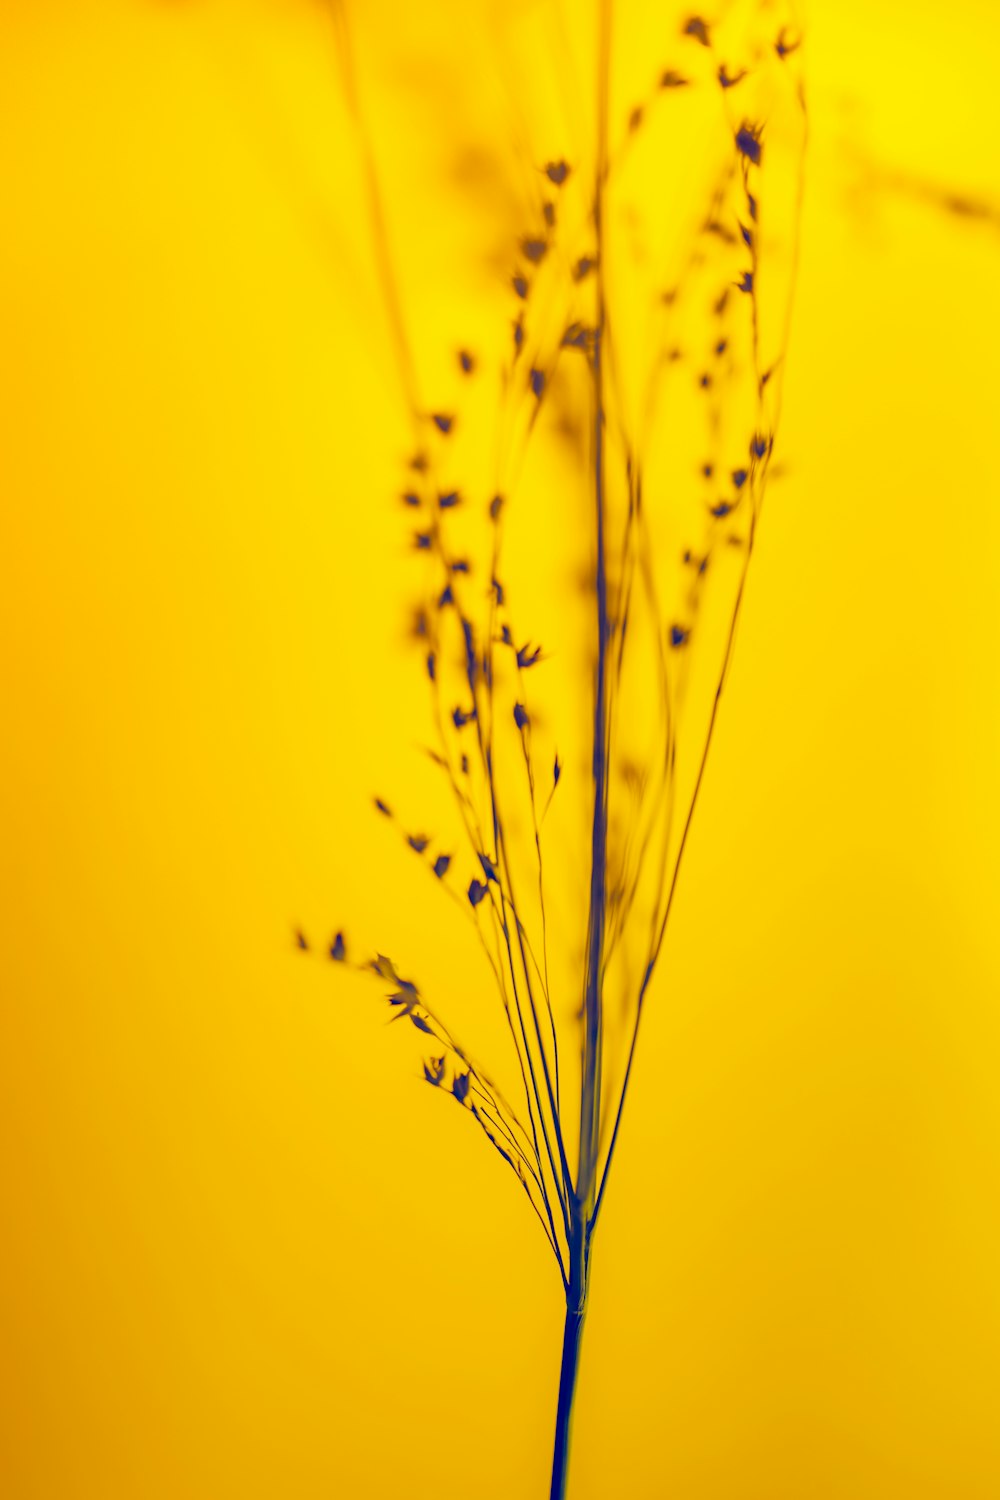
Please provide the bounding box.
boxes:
[577,0,613,1214]
[591,523,757,1229]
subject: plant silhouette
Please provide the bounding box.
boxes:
[299,4,806,1495]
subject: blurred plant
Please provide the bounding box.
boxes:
[298,4,805,1495]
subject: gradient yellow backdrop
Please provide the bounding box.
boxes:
[2,1,1000,1496]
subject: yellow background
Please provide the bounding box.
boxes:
[2,1,999,1496]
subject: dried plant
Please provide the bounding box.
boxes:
[297,4,806,1495]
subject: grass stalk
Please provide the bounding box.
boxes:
[549,1207,591,1500]
[297,5,807,1494]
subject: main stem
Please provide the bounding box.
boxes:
[577,0,613,1218]
[553,10,610,1497]
[549,1214,590,1500]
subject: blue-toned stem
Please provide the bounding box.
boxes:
[591,515,760,1230]
[549,1215,590,1500]
[577,0,613,1215]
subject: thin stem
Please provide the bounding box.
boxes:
[591,524,758,1229]
[513,704,562,1119]
[577,0,613,1215]
[549,1212,590,1500]
[495,818,574,1214]
[325,1,420,441]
